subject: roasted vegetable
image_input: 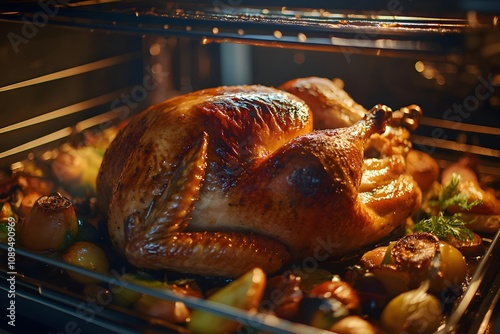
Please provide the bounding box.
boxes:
[307,278,361,313]
[51,144,103,196]
[17,192,43,218]
[111,274,199,323]
[387,233,467,292]
[61,241,109,284]
[0,201,15,223]
[391,233,440,271]
[461,213,500,234]
[17,193,78,252]
[369,266,410,298]
[391,233,440,288]
[189,267,266,334]
[75,218,100,243]
[0,201,16,243]
[297,277,360,329]
[345,268,392,317]
[429,241,467,294]
[413,174,481,242]
[359,246,387,268]
[329,315,381,334]
[380,289,442,334]
[111,273,165,307]
[134,294,190,323]
[357,232,467,297]
[446,232,483,257]
[296,297,349,329]
[261,273,303,320]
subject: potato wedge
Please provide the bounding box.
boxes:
[188,267,266,334]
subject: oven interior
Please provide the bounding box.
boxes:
[0,1,499,333]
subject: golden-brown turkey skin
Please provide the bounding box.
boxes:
[280,77,366,130]
[97,85,421,278]
[98,86,311,277]
[200,118,421,261]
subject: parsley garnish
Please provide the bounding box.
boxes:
[413,212,473,241]
[413,173,481,241]
[428,173,482,211]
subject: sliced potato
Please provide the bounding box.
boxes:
[188,267,266,334]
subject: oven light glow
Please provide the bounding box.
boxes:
[237,29,244,36]
[297,33,307,42]
[273,30,282,39]
[467,11,479,28]
[423,68,434,79]
[149,43,161,56]
[415,61,424,72]
[212,27,219,34]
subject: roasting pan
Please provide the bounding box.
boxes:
[0,1,499,333]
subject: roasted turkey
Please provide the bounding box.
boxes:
[97,84,422,278]
[280,77,438,192]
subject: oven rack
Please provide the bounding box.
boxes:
[1,94,498,176]
[0,1,498,57]
[0,243,338,334]
[1,225,499,333]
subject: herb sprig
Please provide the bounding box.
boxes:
[413,173,481,241]
[428,173,482,211]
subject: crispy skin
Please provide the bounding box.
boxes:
[97,86,310,276]
[97,85,421,277]
[280,77,366,129]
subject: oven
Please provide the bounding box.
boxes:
[0,1,499,333]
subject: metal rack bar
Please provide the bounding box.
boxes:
[0,52,141,93]
[0,243,331,334]
[0,1,496,55]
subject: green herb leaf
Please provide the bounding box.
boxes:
[413,173,482,241]
[413,212,474,241]
[429,173,482,211]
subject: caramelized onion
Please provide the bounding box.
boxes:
[18,193,78,252]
